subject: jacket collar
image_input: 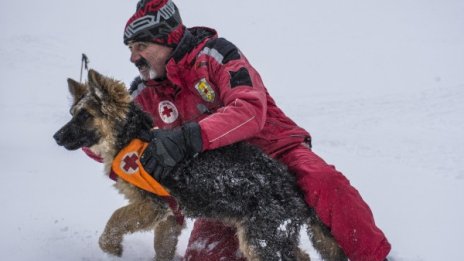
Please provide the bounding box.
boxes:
[169,27,217,63]
[142,27,216,88]
[165,27,217,86]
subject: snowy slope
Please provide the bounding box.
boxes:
[1,1,463,260]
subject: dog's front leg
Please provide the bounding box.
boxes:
[99,198,167,257]
[153,214,184,261]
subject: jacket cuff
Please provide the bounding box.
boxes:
[183,122,203,154]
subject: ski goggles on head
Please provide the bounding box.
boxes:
[124,0,182,45]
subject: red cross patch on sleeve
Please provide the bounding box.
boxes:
[158,100,179,124]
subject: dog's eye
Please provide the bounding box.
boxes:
[75,109,93,122]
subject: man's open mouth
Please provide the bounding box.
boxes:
[135,57,157,80]
[135,58,150,71]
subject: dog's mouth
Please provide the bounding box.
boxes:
[55,135,98,151]
[53,127,100,151]
[62,140,86,151]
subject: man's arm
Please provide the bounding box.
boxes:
[197,38,268,151]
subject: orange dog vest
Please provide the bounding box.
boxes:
[111,139,170,196]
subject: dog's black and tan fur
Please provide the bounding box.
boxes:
[53,71,183,261]
[54,69,347,261]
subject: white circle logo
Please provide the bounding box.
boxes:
[158,100,179,124]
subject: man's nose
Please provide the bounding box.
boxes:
[130,50,141,63]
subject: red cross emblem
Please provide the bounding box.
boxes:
[121,152,139,174]
[158,100,178,124]
[162,106,173,117]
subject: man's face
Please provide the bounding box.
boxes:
[128,41,173,81]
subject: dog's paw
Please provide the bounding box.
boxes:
[99,233,123,257]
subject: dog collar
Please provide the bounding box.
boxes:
[112,138,170,196]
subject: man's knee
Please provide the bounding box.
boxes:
[184,220,246,261]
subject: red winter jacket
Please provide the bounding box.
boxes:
[131,27,310,158]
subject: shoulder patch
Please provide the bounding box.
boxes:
[200,38,241,64]
[195,78,216,102]
[229,67,253,88]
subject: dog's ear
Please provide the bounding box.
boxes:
[87,69,130,104]
[67,78,88,103]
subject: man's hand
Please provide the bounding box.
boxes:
[140,122,203,181]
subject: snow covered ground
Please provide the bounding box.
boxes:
[1,0,463,260]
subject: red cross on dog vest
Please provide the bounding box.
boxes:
[112,139,170,196]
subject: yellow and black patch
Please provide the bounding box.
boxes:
[195,78,216,102]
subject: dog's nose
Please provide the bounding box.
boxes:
[53,129,64,145]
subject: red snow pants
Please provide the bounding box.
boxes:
[183,145,391,261]
[184,220,246,261]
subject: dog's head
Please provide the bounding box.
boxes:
[53,69,132,151]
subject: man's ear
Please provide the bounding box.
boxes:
[87,69,130,104]
[67,78,88,104]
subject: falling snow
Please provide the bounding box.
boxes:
[1,0,463,260]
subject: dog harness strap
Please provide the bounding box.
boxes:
[162,196,185,226]
[112,139,170,196]
[109,169,119,181]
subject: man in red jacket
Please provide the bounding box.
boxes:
[119,0,391,260]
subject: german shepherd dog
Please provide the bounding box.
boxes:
[53,72,183,261]
[53,69,347,261]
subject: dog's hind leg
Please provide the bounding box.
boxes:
[236,223,260,261]
[99,198,168,257]
[237,220,303,261]
[153,214,184,261]
[277,222,308,261]
[307,217,347,261]
[296,247,311,261]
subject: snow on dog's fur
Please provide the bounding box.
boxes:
[54,69,347,261]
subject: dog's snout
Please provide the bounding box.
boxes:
[53,129,65,145]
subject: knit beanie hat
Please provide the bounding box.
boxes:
[124,0,184,47]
